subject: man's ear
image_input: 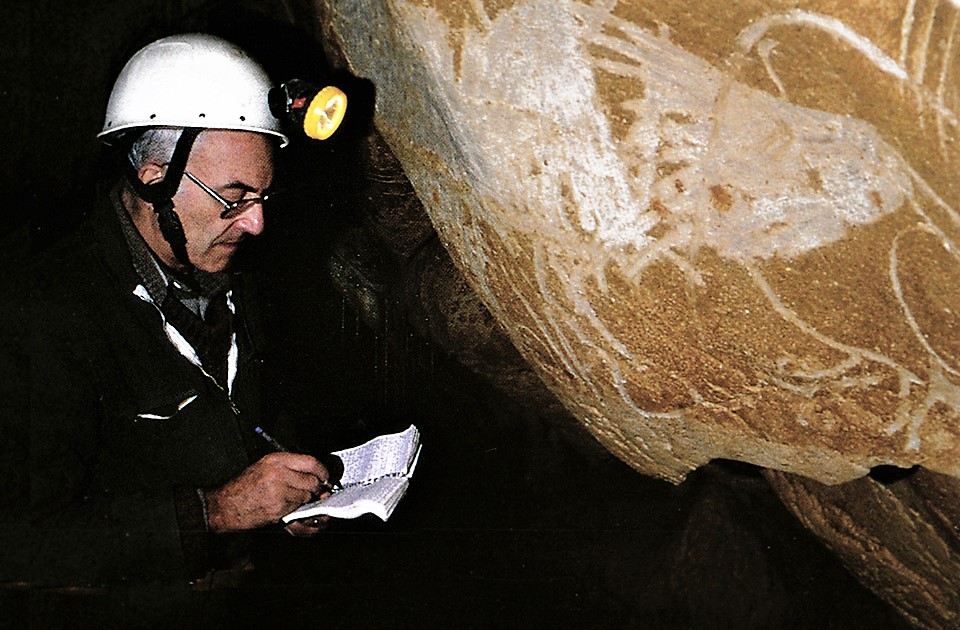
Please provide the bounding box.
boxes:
[137,162,167,186]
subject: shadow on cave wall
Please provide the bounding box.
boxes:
[1,2,909,627]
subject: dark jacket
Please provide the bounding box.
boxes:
[2,190,273,588]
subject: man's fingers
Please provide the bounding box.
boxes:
[284,469,329,500]
[284,488,314,513]
[263,452,330,483]
[284,516,329,537]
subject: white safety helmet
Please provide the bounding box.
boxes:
[98,33,288,146]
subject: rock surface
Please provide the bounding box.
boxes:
[303,1,960,625]
[313,0,959,484]
[765,468,960,629]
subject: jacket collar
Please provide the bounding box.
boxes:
[79,183,264,357]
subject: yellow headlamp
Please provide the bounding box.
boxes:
[269,79,348,141]
[302,85,347,141]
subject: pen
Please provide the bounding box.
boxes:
[254,425,340,492]
[254,425,287,452]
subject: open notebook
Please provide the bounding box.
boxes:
[283,425,421,522]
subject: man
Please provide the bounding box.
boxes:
[3,34,340,606]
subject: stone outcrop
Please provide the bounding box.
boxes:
[765,468,960,629]
[308,1,960,625]
[312,0,959,484]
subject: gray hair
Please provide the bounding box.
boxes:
[127,127,183,170]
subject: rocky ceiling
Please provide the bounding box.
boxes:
[285,0,960,626]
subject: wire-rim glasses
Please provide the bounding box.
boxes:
[183,171,274,221]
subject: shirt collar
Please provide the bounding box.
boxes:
[112,188,234,308]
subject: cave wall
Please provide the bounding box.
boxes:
[304,3,960,624]
[311,0,960,485]
[764,468,960,628]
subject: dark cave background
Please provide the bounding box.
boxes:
[0,1,909,627]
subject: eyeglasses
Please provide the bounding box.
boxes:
[183,171,275,221]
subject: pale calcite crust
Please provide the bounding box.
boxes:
[318,0,960,483]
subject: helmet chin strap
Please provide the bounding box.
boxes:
[127,127,202,268]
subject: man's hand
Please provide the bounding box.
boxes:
[204,453,331,533]
[284,516,330,537]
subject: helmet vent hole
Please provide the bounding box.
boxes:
[149,114,156,119]
[239,116,246,121]
[199,113,206,118]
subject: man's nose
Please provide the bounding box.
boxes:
[235,204,265,235]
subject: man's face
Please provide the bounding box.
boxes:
[167,130,275,273]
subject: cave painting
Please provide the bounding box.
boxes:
[316,0,960,484]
